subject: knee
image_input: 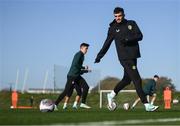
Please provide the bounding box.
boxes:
[61,90,67,96]
[77,91,82,97]
[121,77,131,84]
[152,93,157,97]
[87,85,89,90]
[83,84,89,90]
[135,78,142,84]
[66,92,72,97]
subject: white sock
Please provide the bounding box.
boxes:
[150,101,154,105]
[63,103,67,107]
[132,102,136,108]
[110,90,116,98]
[73,101,78,106]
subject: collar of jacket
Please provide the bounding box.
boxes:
[79,50,84,55]
[109,19,128,26]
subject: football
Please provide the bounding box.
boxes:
[173,99,179,104]
[123,103,130,110]
[107,101,117,111]
[39,99,54,112]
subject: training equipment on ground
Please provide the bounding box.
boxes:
[39,99,54,112]
[11,91,35,109]
[173,99,179,104]
[123,103,130,110]
[107,101,117,111]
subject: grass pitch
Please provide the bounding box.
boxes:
[0,91,180,125]
[0,107,180,125]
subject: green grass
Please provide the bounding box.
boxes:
[0,91,180,125]
[0,107,180,125]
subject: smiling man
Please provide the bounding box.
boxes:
[95,7,159,111]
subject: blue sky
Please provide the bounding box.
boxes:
[0,0,180,90]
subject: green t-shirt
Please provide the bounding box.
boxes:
[67,51,85,77]
[143,79,156,95]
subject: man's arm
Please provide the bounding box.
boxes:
[125,21,143,42]
[95,27,114,63]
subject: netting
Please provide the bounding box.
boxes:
[54,64,101,92]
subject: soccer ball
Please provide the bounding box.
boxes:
[173,99,179,104]
[107,101,117,111]
[123,103,130,110]
[39,99,54,112]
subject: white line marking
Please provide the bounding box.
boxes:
[53,118,180,126]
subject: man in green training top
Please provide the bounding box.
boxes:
[54,43,91,110]
[131,75,160,109]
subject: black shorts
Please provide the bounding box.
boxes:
[66,76,82,97]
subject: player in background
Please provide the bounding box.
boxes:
[54,43,91,110]
[131,75,160,109]
[63,66,92,110]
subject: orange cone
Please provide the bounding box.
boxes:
[163,87,172,109]
[12,91,18,108]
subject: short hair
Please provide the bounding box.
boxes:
[80,43,89,48]
[154,75,159,79]
[114,7,124,14]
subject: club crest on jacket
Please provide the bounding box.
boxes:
[116,29,120,32]
[128,25,132,30]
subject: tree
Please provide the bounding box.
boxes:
[91,76,175,93]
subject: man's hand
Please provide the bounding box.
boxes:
[85,65,89,70]
[94,58,100,63]
[81,66,92,73]
[85,66,92,72]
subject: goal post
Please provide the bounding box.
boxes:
[99,90,136,108]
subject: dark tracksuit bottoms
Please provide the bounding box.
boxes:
[66,76,89,104]
[114,59,147,104]
[55,76,89,105]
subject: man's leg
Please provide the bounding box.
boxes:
[107,69,131,107]
[78,76,91,108]
[150,93,157,105]
[120,59,158,111]
[121,59,147,103]
[63,96,70,109]
[114,70,131,94]
[72,83,82,109]
[62,86,74,110]
[73,95,81,109]
[147,95,150,102]
[54,77,73,106]
[131,98,141,109]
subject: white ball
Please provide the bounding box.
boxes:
[39,99,54,112]
[107,101,117,111]
[123,103,130,110]
[173,99,179,104]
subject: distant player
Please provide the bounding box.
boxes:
[131,75,160,109]
[54,43,91,110]
[94,7,159,111]
[64,65,92,109]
